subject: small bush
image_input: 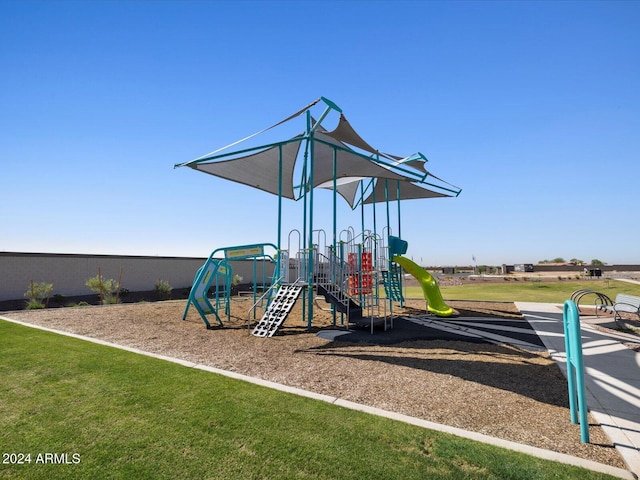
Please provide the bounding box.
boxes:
[25,299,46,310]
[24,281,54,310]
[86,275,120,305]
[66,301,90,308]
[154,279,172,300]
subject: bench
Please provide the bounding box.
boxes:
[601,293,640,321]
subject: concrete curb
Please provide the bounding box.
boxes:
[1,315,634,480]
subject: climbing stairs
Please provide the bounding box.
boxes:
[252,284,303,337]
[316,283,362,321]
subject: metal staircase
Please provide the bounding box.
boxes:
[316,283,362,321]
[251,284,303,337]
[313,250,363,322]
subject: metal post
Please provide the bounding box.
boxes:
[396,181,404,307]
[277,145,283,252]
[306,113,315,330]
[332,148,337,256]
[563,300,590,443]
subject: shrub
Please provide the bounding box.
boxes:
[25,299,46,310]
[86,274,120,305]
[154,279,172,300]
[24,281,54,310]
[67,301,90,308]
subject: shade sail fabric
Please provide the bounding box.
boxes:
[185,131,456,207]
[323,114,419,166]
[401,158,429,173]
[322,114,380,155]
[316,177,368,208]
[321,114,433,176]
[362,179,450,205]
[188,137,302,199]
[180,101,460,206]
[311,132,409,190]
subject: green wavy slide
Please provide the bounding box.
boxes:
[392,255,454,317]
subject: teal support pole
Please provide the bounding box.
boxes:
[360,182,365,239]
[306,112,316,330]
[396,181,404,307]
[277,145,283,252]
[563,300,590,443]
[252,257,258,318]
[332,148,337,254]
[339,241,345,325]
[319,96,342,115]
[397,180,402,238]
[300,112,310,325]
[372,180,377,243]
[385,179,390,235]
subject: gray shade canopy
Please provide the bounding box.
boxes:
[362,179,449,205]
[188,137,303,199]
[177,99,461,207]
[311,132,411,201]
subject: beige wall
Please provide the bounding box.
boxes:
[0,253,274,301]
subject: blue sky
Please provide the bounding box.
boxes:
[2,0,638,266]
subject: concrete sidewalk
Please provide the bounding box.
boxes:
[517,302,640,478]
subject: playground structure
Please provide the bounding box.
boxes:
[176,97,461,336]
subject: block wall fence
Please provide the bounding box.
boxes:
[2,252,638,303]
[0,252,272,302]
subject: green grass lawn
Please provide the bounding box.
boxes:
[0,320,619,479]
[403,279,640,304]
